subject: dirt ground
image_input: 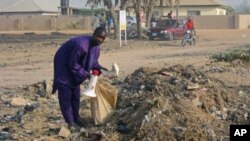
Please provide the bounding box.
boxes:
[0,29,250,87]
[0,29,250,141]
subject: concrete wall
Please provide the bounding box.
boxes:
[0,15,92,31]
[193,15,235,29]
[236,15,250,29]
[0,14,250,31]
[193,15,250,29]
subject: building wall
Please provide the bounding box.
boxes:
[154,6,227,17]
[0,15,92,31]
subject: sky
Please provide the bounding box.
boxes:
[70,0,87,8]
[224,0,250,7]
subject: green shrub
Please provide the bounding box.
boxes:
[211,49,250,62]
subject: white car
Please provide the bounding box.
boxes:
[127,16,137,25]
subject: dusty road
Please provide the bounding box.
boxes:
[0,29,250,88]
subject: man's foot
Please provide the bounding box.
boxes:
[68,123,81,132]
[75,120,86,127]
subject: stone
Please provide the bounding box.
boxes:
[1,95,11,102]
[155,79,161,85]
[216,111,221,116]
[172,127,187,134]
[222,113,228,120]
[211,112,216,118]
[244,113,248,120]
[58,126,71,138]
[238,91,243,96]
[187,84,199,90]
[140,85,145,90]
[10,97,26,106]
[160,71,173,76]
[210,106,217,112]
[24,103,40,112]
[45,80,53,95]
[25,130,32,134]
[11,133,19,140]
[192,97,202,107]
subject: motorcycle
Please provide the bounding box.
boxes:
[181,30,196,47]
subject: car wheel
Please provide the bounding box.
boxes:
[149,36,154,40]
[181,39,186,47]
[168,32,174,41]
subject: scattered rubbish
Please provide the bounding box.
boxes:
[0,65,249,140]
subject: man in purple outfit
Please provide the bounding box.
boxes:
[52,27,107,130]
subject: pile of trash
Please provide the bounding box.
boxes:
[0,65,250,141]
[101,65,250,141]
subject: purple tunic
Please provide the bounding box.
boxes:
[52,36,102,93]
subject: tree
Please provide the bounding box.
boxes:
[142,0,181,28]
[86,0,181,40]
[86,0,129,39]
[237,0,250,13]
[142,0,159,28]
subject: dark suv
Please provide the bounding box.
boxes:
[147,19,186,40]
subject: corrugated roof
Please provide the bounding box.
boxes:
[0,0,20,10]
[0,0,60,12]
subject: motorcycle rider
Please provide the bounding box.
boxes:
[184,17,196,38]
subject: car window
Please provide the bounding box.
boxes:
[177,20,183,25]
[157,20,177,27]
[177,20,184,27]
[127,16,133,21]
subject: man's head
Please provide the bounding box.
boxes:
[91,27,107,46]
[188,17,192,21]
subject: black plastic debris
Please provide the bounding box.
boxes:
[117,120,130,134]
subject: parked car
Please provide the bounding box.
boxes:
[126,16,137,30]
[147,19,186,40]
[127,16,137,25]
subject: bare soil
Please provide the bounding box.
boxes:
[0,29,250,87]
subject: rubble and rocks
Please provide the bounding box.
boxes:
[0,65,249,140]
[58,126,71,138]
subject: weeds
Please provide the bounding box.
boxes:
[211,49,250,62]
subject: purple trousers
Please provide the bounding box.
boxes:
[58,85,80,124]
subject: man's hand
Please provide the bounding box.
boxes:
[92,69,101,76]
